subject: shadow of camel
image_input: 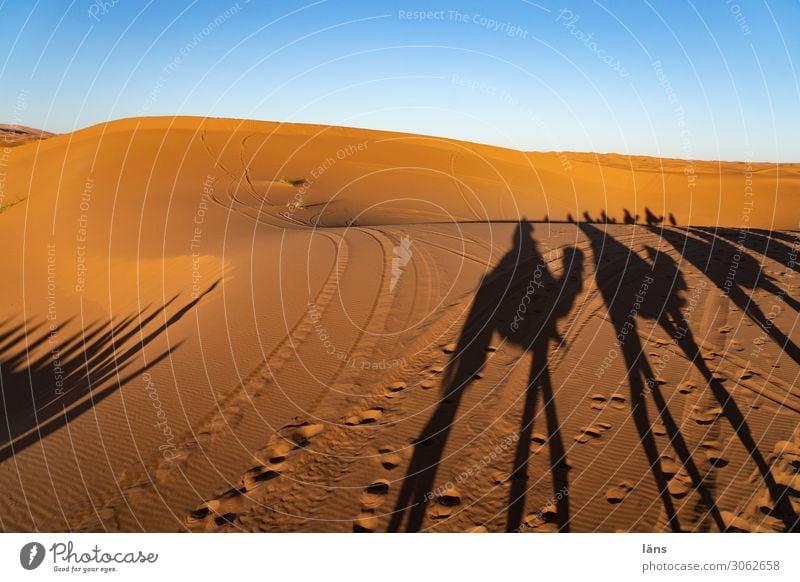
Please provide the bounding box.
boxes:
[0,281,220,461]
[693,226,800,276]
[655,226,800,366]
[580,223,725,532]
[389,221,583,532]
[642,244,798,530]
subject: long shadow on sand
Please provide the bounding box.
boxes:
[692,226,800,277]
[646,225,798,529]
[0,281,219,462]
[654,226,800,366]
[389,221,583,532]
[579,223,725,531]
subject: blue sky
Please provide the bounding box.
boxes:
[1,0,798,161]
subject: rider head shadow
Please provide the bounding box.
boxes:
[389,220,583,532]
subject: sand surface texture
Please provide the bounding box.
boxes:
[1,117,798,532]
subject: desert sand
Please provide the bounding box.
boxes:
[0,116,798,532]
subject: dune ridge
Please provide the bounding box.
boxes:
[0,117,797,532]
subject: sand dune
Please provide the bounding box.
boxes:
[0,117,798,532]
[0,124,53,147]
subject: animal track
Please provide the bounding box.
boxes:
[353,513,379,532]
[667,470,693,498]
[690,405,723,425]
[606,481,634,504]
[574,424,608,444]
[344,408,384,426]
[360,479,390,509]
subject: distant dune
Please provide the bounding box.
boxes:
[0,117,797,532]
[0,124,53,146]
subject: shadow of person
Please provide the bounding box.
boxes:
[0,281,220,461]
[579,223,725,532]
[656,226,800,366]
[389,221,582,532]
[643,246,798,529]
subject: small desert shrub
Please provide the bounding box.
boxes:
[280,176,307,187]
[0,197,25,214]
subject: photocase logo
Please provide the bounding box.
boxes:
[20,542,46,570]
[390,234,413,292]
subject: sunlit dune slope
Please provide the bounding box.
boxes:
[0,116,798,533]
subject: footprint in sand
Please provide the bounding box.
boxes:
[677,381,696,395]
[292,422,325,445]
[667,470,693,498]
[353,513,379,532]
[428,486,462,520]
[652,421,667,437]
[521,503,559,531]
[420,379,437,390]
[574,424,607,444]
[442,343,457,354]
[243,466,282,489]
[659,455,680,477]
[531,432,548,445]
[213,512,238,527]
[428,504,453,520]
[384,381,408,398]
[438,485,462,507]
[467,525,489,533]
[386,380,408,392]
[690,405,723,425]
[701,442,729,467]
[380,453,402,470]
[718,325,733,335]
[610,393,627,410]
[360,479,390,509]
[189,490,247,529]
[188,499,222,524]
[263,440,294,464]
[427,365,445,376]
[590,393,607,410]
[606,481,635,504]
[345,408,384,426]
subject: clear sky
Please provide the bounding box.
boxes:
[1,0,798,161]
